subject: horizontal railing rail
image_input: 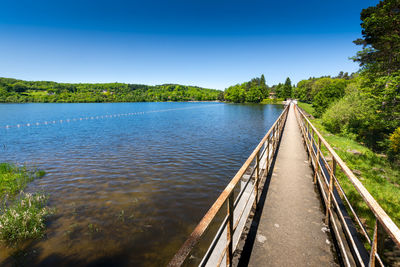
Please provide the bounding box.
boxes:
[169,104,290,267]
[294,104,400,267]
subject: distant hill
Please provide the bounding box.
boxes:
[0,77,223,103]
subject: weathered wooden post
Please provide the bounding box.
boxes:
[226,193,234,267]
[266,137,270,174]
[255,150,260,206]
[325,157,336,224]
[314,138,322,184]
[368,218,386,267]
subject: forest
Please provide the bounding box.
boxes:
[223,74,292,103]
[293,0,399,162]
[0,79,222,103]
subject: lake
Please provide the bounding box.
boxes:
[0,102,283,266]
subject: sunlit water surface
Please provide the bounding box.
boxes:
[0,102,283,266]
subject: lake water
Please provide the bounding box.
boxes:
[0,102,283,266]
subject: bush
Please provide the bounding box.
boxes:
[389,127,400,152]
[321,91,385,148]
[389,127,400,162]
[312,79,347,117]
[0,193,53,244]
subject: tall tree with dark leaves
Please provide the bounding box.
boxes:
[352,0,400,76]
[260,74,269,98]
[282,77,292,100]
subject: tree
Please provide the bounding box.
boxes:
[274,83,284,98]
[12,82,28,93]
[312,79,347,117]
[294,79,314,102]
[224,84,245,103]
[246,86,263,103]
[282,77,292,100]
[260,74,269,98]
[352,0,400,75]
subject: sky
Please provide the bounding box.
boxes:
[0,0,379,90]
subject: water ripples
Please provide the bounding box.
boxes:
[0,102,283,266]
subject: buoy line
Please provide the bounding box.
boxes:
[1,104,222,130]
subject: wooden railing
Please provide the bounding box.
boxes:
[294,104,400,267]
[169,104,289,267]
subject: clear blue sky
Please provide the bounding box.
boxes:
[0,0,378,90]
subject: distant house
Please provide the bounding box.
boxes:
[269,92,276,99]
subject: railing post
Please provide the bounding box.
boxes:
[368,218,386,267]
[272,127,276,152]
[325,157,336,225]
[255,150,260,206]
[314,138,321,184]
[226,193,234,267]
[369,219,379,267]
[266,137,270,174]
[306,121,310,161]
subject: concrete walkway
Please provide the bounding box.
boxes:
[245,104,338,266]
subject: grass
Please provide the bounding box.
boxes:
[260,98,284,104]
[0,163,52,245]
[0,163,45,199]
[297,102,400,230]
[297,102,315,117]
[26,90,48,97]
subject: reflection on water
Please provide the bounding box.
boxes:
[0,102,283,266]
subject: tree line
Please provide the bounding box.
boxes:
[294,0,400,162]
[0,79,221,103]
[223,75,293,103]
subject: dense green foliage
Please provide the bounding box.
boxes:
[281,77,293,100]
[389,127,400,161]
[269,77,293,100]
[0,163,52,245]
[295,0,400,160]
[0,78,221,103]
[294,76,352,117]
[298,102,400,230]
[224,75,269,103]
[352,0,400,76]
[223,75,293,103]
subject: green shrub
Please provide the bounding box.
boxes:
[0,163,45,198]
[0,193,53,244]
[312,79,347,117]
[389,127,400,153]
[389,127,400,162]
[321,91,385,148]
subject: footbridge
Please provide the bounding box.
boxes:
[169,103,400,267]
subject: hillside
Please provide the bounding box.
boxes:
[0,78,222,103]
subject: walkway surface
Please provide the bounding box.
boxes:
[246,104,338,266]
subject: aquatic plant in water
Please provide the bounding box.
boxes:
[0,193,53,244]
[0,163,45,198]
[0,163,52,245]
